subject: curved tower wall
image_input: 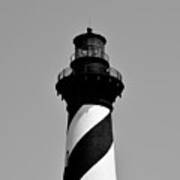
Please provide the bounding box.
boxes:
[64,105,116,180]
[56,28,124,180]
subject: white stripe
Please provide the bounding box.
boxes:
[82,143,117,180]
[66,105,110,155]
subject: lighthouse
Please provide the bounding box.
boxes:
[56,28,124,180]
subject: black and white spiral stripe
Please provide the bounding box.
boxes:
[63,105,117,180]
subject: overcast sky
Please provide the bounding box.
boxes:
[0,0,180,180]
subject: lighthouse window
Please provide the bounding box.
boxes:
[75,48,87,58]
[75,38,105,59]
[81,49,88,56]
[75,47,104,58]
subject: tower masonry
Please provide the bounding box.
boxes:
[56,28,124,180]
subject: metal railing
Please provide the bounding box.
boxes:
[107,67,122,81]
[58,66,122,81]
[58,67,73,80]
[70,52,109,62]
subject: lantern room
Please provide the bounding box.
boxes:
[72,28,108,61]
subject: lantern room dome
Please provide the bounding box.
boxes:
[73,28,106,46]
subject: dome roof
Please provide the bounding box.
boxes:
[73,28,107,47]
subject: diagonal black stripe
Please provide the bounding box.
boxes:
[67,103,113,129]
[67,104,81,129]
[63,113,113,180]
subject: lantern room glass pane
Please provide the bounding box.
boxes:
[75,38,105,59]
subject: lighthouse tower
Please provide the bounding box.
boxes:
[56,28,124,180]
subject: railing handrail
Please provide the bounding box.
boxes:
[58,67,72,80]
[58,66,122,81]
[107,67,122,80]
[70,52,109,62]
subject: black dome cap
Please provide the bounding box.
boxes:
[73,28,107,46]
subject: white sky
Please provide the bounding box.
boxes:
[0,0,180,180]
